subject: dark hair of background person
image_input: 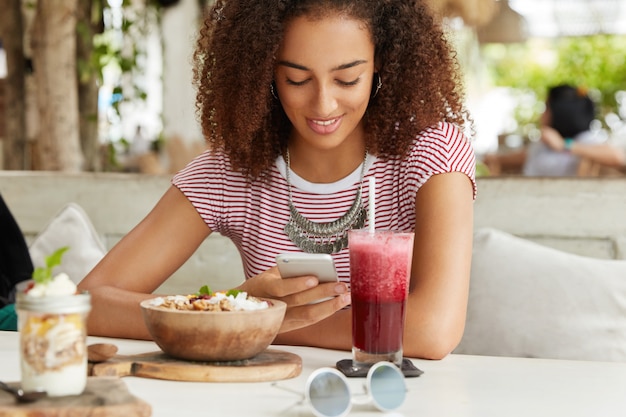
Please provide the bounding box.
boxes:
[547,84,596,139]
[192,0,471,178]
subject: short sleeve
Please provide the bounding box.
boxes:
[171,150,226,233]
[409,122,477,200]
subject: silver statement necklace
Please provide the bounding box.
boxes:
[284,149,368,254]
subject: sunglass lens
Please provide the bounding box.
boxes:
[307,370,351,417]
[369,363,407,411]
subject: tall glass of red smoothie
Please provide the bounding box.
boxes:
[348,229,414,368]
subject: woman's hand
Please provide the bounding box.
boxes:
[236,266,351,333]
[540,126,566,151]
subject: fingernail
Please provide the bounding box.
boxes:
[305,278,317,288]
[341,293,351,304]
[335,284,347,294]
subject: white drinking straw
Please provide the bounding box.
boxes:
[369,177,376,233]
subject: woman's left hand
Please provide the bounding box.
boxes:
[540,126,566,151]
[236,266,351,333]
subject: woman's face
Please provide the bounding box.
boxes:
[274,14,375,151]
[540,106,552,127]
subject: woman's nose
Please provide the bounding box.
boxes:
[313,85,338,115]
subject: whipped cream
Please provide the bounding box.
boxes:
[210,291,269,311]
[151,291,269,311]
[27,273,77,297]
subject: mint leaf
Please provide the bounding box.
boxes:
[32,268,49,284]
[225,289,242,297]
[32,246,69,284]
[197,285,212,296]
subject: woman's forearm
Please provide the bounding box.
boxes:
[83,286,154,339]
[273,308,352,350]
[78,186,212,339]
[571,143,626,168]
[274,294,465,359]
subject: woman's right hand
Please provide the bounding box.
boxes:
[236,266,351,333]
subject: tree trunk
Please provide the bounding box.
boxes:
[31,0,83,171]
[0,0,28,170]
[76,0,104,172]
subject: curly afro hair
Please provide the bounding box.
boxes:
[193,0,470,178]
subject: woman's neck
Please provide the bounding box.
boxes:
[287,143,367,183]
[287,125,367,183]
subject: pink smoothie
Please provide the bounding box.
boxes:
[349,230,414,354]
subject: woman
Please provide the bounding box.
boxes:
[539,86,625,171]
[79,0,476,360]
[484,84,602,176]
[523,84,601,176]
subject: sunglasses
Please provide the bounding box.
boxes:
[274,361,407,417]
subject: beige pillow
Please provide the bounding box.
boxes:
[29,203,106,284]
[454,228,626,362]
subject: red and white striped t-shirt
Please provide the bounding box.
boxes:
[172,122,476,283]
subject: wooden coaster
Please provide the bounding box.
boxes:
[0,377,151,417]
[89,348,302,382]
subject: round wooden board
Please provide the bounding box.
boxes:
[0,377,151,417]
[89,348,302,382]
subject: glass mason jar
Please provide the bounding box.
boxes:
[16,290,91,396]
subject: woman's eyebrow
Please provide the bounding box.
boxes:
[333,60,368,71]
[276,59,369,71]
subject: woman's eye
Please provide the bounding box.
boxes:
[285,78,361,87]
[338,78,360,87]
[286,79,308,86]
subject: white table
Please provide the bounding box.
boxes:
[2,331,626,416]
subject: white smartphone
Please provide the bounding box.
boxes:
[276,253,339,283]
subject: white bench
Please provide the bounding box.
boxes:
[3,172,626,295]
[0,172,243,295]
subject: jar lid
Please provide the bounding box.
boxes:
[16,291,91,314]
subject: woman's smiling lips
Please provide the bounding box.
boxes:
[307,116,342,135]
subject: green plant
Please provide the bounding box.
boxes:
[92,1,163,168]
[482,35,626,130]
[475,161,491,177]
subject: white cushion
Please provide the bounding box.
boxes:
[454,228,626,362]
[29,203,106,284]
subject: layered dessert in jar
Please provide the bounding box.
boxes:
[16,247,91,397]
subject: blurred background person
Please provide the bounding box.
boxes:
[540,119,626,173]
[484,84,603,176]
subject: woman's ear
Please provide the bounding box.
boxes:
[371,72,382,99]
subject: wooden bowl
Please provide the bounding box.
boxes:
[140,297,286,361]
